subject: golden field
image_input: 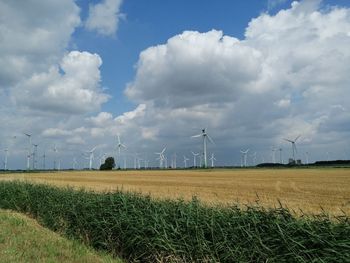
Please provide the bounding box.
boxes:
[1,168,349,215]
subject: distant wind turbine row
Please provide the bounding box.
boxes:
[1,128,323,171]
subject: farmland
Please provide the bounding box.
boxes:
[1,168,349,215]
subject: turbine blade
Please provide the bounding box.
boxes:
[207,134,215,144]
[283,138,293,143]
[294,135,301,142]
[90,146,97,153]
[191,134,202,138]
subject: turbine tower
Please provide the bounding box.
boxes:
[191,151,199,167]
[283,135,300,162]
[86,146,97,170]
[191,129,214,168]
[24,133,32,170]
[251,152,257,166]
[183,155,189,168]
[279,148,283,164]
[240,149,249,167]
[42,151,46,170]
[3,148,8,170]
[73,157,78,170]
[209,153,216,168]
[271,146,277,163]
[53,145,58,170]
[32,143,38,170]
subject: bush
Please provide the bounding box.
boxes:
[100,157,115,170]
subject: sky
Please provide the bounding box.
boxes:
[1,0,350,169]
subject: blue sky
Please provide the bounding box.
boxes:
[1,0,350,169]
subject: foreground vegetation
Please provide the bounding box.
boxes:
[0,181,349,262]
[0,209,122,263]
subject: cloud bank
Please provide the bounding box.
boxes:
[121,0,350,163]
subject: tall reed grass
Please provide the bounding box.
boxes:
[0,180,349,262]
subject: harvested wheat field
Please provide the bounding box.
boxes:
[1,168,349,215]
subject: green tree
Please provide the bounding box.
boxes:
[100,157,115,170]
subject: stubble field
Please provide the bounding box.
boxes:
[1,168,349,215]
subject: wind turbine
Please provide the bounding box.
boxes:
[305,152,309,165]
[24,133,32,170]
[191,151,199,167]
[209,153,216,168]
[164,155,168,168]
[116,134,126,168]
[172,153,177,169]
[155,147,166,168]
[86,146,97,170]
[116,135,126,154]
[279,148,283,164]
[283,135,300,162]
[191,128,214,168]
[251,152,257,166]
[183,155,189,168]
[240,149,249,167]
[271,146,277,163]
[137,157,143,169]
[3,148,8,170]
[53,145,58,170]
[32,143,38,170]
[42,151,46,170]
[73,157,78,170]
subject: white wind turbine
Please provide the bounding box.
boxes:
[305,152,309,165]
[42,151,46,170]
[164,155,168,168]
[283,135,300,162]
[73,157,78,170]
[171,153,177,169]
[137,157,143,169]
[32,143,38,170]
[251,152,257,166]
[53,145,58,170]
[3,148,8,170]
[191,151,199,167]
[86,146,97,170]
[3,135,17,170]
[155,147,166,168]
[24,133,32,170]
[116,134,126,168]
[279,148,283,164]
[191,129,214,168]
[271,146,277,163]
[240,149,249,167]
[183,155,189,168]
[209,153,216,168]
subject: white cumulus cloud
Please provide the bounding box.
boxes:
[85,0,124,37]
[13,51,109,114]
